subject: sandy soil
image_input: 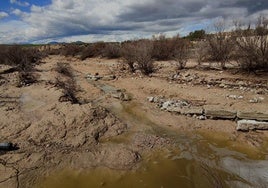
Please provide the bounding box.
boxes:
[0,55,267,187]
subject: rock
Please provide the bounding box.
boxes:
[166,107,203,115]
[249,97,264,103]
[204,106,237,119]
[86,74,102,81]
[237,81,245,85]
[237,120,268,131]
[102,75,116,81]
[120,93,131,101]
[175,100,190,107]
[148,97,154,102]
[237,111,268,121]
[198,115,206,120]
[112,92,131,101]
[228,95,238,99]
[227,95,244,100]
[249,98,258,103]
[181,107,204,115]
[219,83,226,88]
[256,89,265,95]
[161,101,173,110]
[258,97,265,101]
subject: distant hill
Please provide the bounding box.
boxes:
[72,41,85,44]
[47,41,59,45]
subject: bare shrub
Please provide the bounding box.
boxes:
[17,72,37,87]
[195,41,210,65]
[55,77,79,104]
[0,45,8,64]
[1,46,43,86]
[121,40,155,74]
[133,40,154,75]
[80,42,106,60]
[80,45,95,60]
[170,37,190,70]
[60,44,82,57]
[54,63,79,104]
[121,43,137,72]
[55,62,74,78]
[102,43,121,59]
[205,20,234,69]
[152,34,175,60]
[234,16,268,72]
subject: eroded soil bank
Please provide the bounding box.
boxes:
[1,56,268,188]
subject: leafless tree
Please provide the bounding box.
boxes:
[233,16,268,72]
[205,20,235,69]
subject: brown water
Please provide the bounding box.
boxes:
[36,154,238,188]
[36,83,268,188]
[36,139,268,188]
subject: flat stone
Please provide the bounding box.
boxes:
[237,120,268,131]
[204,106,237,119]
[166,107,203,115]
[237,111,268,121]
[112,92,131,101]
[180,107,204,115]
[102,75,116,81]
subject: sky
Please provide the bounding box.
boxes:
[0,0,268,44]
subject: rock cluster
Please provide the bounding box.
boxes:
[169,72,268,93]
[147,96,268,131]
[237,120,268,131]
[147,96,205,120]
[86,73,116,81]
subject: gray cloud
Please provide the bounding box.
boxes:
[1,0,268,43]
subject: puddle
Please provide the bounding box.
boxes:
[36,81,268,188]
[36,154,236,188]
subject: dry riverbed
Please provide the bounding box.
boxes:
[1,55,268,188]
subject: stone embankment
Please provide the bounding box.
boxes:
[147,96,268,131]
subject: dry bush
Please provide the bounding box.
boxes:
[0,45,8,64]
[46,48,61,55]
[60,44,82,57]
[0,45,43,86]
[80,42,106,60]
[101,43,122,59]
[203,20,235,69]
[135,40,154,75]
[152,34,175,60]
[54,63,79,104]
[121,40,154,75]
[170,37,190,70]
[55,62,74,78]
[55,77,79,104]
[195,41,210,65]
[121,43,137,72]
[234,16,268,72]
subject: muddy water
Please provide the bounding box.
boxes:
[36,82,268,188]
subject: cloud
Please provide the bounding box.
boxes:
[11,8,27,17]
[10,0,30,7]
[1,0,268,43]
[0,12,9,19]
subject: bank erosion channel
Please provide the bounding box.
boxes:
[37,81,268,188]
